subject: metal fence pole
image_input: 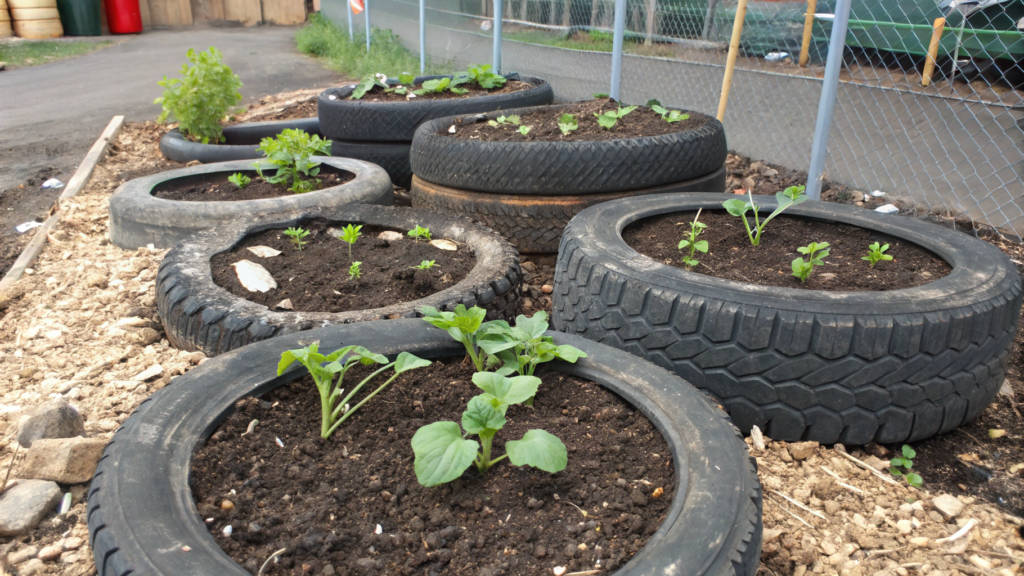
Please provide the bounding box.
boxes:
[348,0,354,40]
[805,0,852,201]
[609,0,626,100]
[419,0,426,73]
[365,0,371,51]
[493,0,503,72]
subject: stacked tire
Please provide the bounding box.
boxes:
[317,75,554,189]
[409,103,729,254]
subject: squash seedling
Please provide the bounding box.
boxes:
[421,304,498,371]
[278,342,430,439]
[339,223,362,259]
[412,372,567,487]
[722,185,808,246]
[791,241,830,283]
[351,72,389,99]
[462,63,507,89]
[255,128,332,194]
[651,104,689,123]
[889,445,922,488]
[863,242,893,268]
[408,225,432,242]
[518,126,532,136]
[384,72,416,96]
[558,113,578,135]
[594,105,638,129]
[677,209,708,267]
[228,173,251,189]
[477,311,586,382]
[488,114,520,127]
[283,226,310,251]
[349,261,362,279]
[414,260,437,270]
[415,76,469,95]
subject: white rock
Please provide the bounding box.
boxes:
[44,330,62,340]
[875,204,899,214]
[133,364,163,381]
[931,494,964,519]
[553,567,566,576]
[896,519,914,534]
[448,125,456,134]
[116,317,150,328]
[750,425,766,450]
[247,245,282,258]
[378,231,404,242]
[232,260,277,293]
[430,239,458,251]
[275,299,294,310]
[999,379,1015,399]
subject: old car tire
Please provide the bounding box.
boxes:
[158,118,321,164]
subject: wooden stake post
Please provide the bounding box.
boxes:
[922,17,946,86]
[716,0,749,121]
[798,0,817,67]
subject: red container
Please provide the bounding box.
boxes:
[103,0,141,33]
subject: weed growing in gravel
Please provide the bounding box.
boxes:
[408,225,432,242]
[791,242,830,283]
[339,224,362,259]
[863,242,893,268]
[412,372,567,486]
[283,227,310,251]
[278,343,429,439]
[349,261,362,279]
[228,173,251,189]
[155,47,243,144]
[594,105,637,129]
[723,185,808,246]
[677,209,708,267]
[558,113,578,135]
[255,129,332,194]
[889,445,923,488]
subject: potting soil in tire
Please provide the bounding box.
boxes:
[209,220,475,313]
[624,211,951,291]
[191,359,674,576]
[357,79,535,102]
[153,166,354,202]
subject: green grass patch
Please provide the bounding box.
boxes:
[505,29,616,52]
[296,13,450,77]
[0,40,112,68]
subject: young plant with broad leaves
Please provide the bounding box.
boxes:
[863,242,893,268]
[677,209,708,267]
[339,223,362,259]
[594,105,638,129]
[384,72,416,96]
[488,114,520,127]
[255,129,332,194]
[349,261,362,279]
[791,241,830,283]
[283,226,310,251]
[228,173,251,189]
[414,76,469,96]
[155,47,243,144]
[420,304,495,371]
[278,343,430,439]
[518,126,532,136]
[650,104,689,123]
[412,372,567,487]
[722,185,808,246]
[350,72,389,99]
[460,63,507,89]
[477,311,587,382]
[408,225,432,242]
[889,445,922,488]
[558,113,578,136]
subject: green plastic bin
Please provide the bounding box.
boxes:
[56,0,101,36]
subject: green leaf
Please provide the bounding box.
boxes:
[518,126,531,135]
[398,72,415,85]
[553,344,586,363]
[462,395,507,434]
[722,198,750,217]
[505,429,568,473]
[595,113,617,129]
[651,104,668,116]
[693,240,709,253]
[412,422,479,487]
[617,105,638,117]
[394,352,431,373]
[890,467,904,477]
[645,98,661,107]
[902,445,916,459]
[678,239,692,250]
[515,311,549,339]
[472,372,541,406]
[344,346,389,366]
[593,92,609,98]
[905,473,923,488]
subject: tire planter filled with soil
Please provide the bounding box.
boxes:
[159,117,322,164]
[87,319,763,576]
[109,157,392,250]
[552,193,1023,444]
[409,167,726,254]
[156,204,522,356]
[410,99,727,195]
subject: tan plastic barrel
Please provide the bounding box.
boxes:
[10,0,61,38]
[0,0,12,38]
[10,7,59,18]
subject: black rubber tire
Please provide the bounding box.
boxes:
[159,118,321,164]
[410,104,727,195]
[331,139,413,189]
[156,204,522,356]
[552,193,1023,444]
[87,319,762,576]
[409,166,726,254]
[317,75,554,142]
[108,157,393,250]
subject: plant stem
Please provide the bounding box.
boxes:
[477,432,495,473]
[464,340,484,371]
[325,371,401,437]
[333,362,393,418]
[320,385,334,438]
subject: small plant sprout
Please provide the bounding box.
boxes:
[408,225,432,242]
[349,261,362,280]
[650,104,689,123]
[791,241,830,283]
[420,304,497,371]
[228,173,251,189]
[384,72,416,96]
[255,128,332,194]
[558,113,578,135]
[278,343,430,439]
[488,114,520,127]
[351,72,389,99]
[594,105,638,129]
[283,227,310,251]
[863,242,893,268]
[518,126,532,136]
[414,76,469,95]
[412,372,567,487]
[339,223,362,259]
[462,63,507,89]
[415,260,437,270]
[722,185,808,246]
[677,209,708,267]
[889,444,922,488]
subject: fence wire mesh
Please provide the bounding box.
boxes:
[323,0,1024,238]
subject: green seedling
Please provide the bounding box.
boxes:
[791,241,830,283]
[593,92,609,98]
[384,72,416,96]
[420,304,499,371]
[349,261,362,279]
[651,104,689,123]
[677,209,708,267]
[722,185,808,246]
[339,223,362,259]
[863,242,893,268]
[350,72,389,99]
[594,105,638,129]
[408,225,432,242]
[228,173,251,189]
[283,227,310,251]
[255,128,332,194]
[412,372,566,486]
[558,113,578,135]
[414,76,469,95]
[462,63,507,89]
[889,445,923,488]
[488,114,521,127]
[155,47,243,144]
[278,342,429,439]
[414,260,437,270]
[518,126,532,136]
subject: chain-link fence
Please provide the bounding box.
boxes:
[322,0,1024,238]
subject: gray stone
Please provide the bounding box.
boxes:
[931,494,964,519]
[19,437,108,484]
[18,558,45,576]
[15,400,85,448]
[787,441,818,461]
[0,479,61,536]
[9,546,39,565]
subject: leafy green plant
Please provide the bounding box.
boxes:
[477,312,586,384]
[420,304,496,371]
[677,209,708,267]
[349,261,362,279]
[255,129,332,194]
[518,126,532,136]
[593,92,609,98]
[283,227,310,250]
[412,372,567,486]
[594,105,638,129]
[488,114,520,127]
[791,241,830,283]
[414,260,437,270]
[863,242,893,268]
[460,63,507,89]
[155,47,243,144]
[722,185,808,246]
[651,104,689,123]
[889,445,922,488]
[339,224,362,259]
[558,113,578,136]
[385,72,416,95]
[350,72,388,99]
[408,225,432,242]
[278,343,430,439]
[414,76,469,95]
[228,173,251,189]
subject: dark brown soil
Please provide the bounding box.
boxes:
[449,98,708,142]
[623,210,951,291]
[359,79,533,102]
[225,101,317,125]
[191,359,675,576]
[210,220,475,313]
[153,166,354,202]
